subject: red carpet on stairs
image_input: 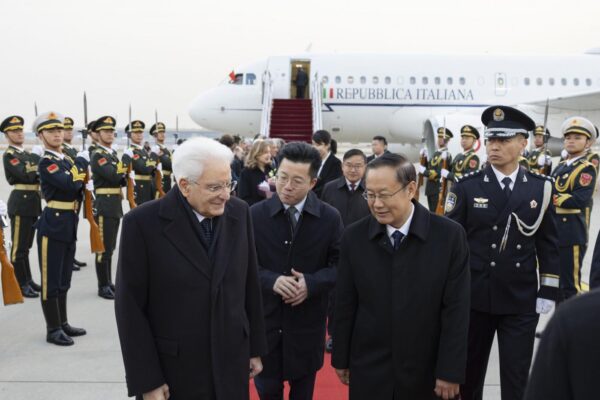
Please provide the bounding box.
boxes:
[250,353,348,399]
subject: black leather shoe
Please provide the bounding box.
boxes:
[98,286,115,300]
[29,281,42,292]
[62,323,87,337]
[535,331,543,339]
[47,328,74,346]
[109,283,116,292]
[325,337,333,353]
[21,285,39,298]
[72,264,80,271]
[74,259,87,267]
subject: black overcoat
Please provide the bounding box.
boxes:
[321,176,370,227]
[332,201,471,399]
[313,155,342,198]
[115,187,267,399]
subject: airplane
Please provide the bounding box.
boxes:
[188,50,600,159]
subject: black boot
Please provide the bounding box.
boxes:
[108,259,115,292]
[41,298,74,346]
[24,257,41,291]
[96,261,114,300]
[74,258,87,267]
[58,293,86,337]
[21,285,39,298]
[72,263,80,271]
[28,281,42,292]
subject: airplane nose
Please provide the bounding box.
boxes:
[188,92,211,127]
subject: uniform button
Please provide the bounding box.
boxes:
[562,217,567,222]
[516,244,522,250]
[490,261,496,267]
[107,195,111,197]
[278,329,283,334]
[23,194,27,198]
[516,263,521,268]
[492,225,498,231]
[55,212,59,217]
[491,244,497,249]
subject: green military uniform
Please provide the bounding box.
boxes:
[149,122,173,195]
[527,126,553,175]
[446,125,480,182]
[123,121,156,205]
[421,127,453,212]
[90,116,127,300]
[62,143,78,163]
[1,116,42,298]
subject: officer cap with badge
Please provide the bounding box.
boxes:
[461,125,480,139]
[63,117,74,130]
[150,122,166,136]
[561,116,596,140]
[94,116,117,132]
[0,116,25,133]
[32,111,65,135]
[437,127,453,139]
[125,120,145,134]
[482,105,535,138]
[534,125,550,137]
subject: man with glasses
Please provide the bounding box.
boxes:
[250,142,343,400]
[332,152,470,399]
[115,137,266,400]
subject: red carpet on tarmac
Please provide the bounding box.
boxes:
[250,353,348,400]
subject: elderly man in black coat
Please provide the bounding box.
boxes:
[332,153,471,400]
[115,137,267,400]
[251,142,343,400]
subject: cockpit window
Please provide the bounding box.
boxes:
[246,73,256,85]
[230,73,244,85]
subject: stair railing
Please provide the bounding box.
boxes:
[260,70,273,137]
[310,72,323,132]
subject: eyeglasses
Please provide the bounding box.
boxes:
[362,185,408,202]
[343,162,366,170]
[275,175,308,188]
[191,180,237,194]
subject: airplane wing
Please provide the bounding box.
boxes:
[525,90,600,112]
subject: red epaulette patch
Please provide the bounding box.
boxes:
[46,163,59,174]
[98,158,107,166]
[469,159,477,168]
[133,154,140,160]
[580,173,593,187]
[10,158,20,166]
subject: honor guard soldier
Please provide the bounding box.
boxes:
[122,120,156,205]
[527,125,553,174]
[33,111,90,346]
[1,115,42,298]
[445,106,560,400]
[86,120,98,157]
[551,116,597,300]
[149,122,173,194]
[90,116,128,300]
[417,127,453,211]
[441,125,480,182]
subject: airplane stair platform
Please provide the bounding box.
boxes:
[268,99,313,143]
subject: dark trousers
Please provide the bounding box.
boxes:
[95,216,120,287]
[296,85,306,99]
[461,310,539,400]
[36,234,75,300]
[134,181,153,205]
[327,289,335,336]
[426,194,439,212]
[254,372,316,400]
[10,214,37,286]
[559,244,587,300]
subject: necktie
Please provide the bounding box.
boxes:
[200,218,213,246]
[350,183,356,192]
[391,230,404,250]
[287,206,298,231]
[502,177,512,198]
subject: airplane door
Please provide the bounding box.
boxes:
[495,73,507,96]
[267,56,291,99]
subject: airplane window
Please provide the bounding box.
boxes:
[459,77,466,85]
[435,77,441,85]
[536,78,542,86]
[335,76,341,84]
[574,78,580,86]
[373,76,379,84]
[422,77,428,85]
[347,76,354,84]
[410,76,416,85]
[586,78,592,86]
[561,78,567,86]
[360,76,366,84]
[385,76,391,85]
[447,77,453,85]
[549,78,555,86]
[246,73,256,85]
[524,78,530,86]
[322,76,329,84]
[231,73,244,85]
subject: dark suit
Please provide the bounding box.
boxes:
[525,289,600,400]
[366,149,390,163]
[250,192,342,399]
[115,187,267,399]
[590,233,600,290]
[238,166,272,206]
[445,165,560,400]
[321,177,370,227]
[332,201,471,399]
[313,154,342,198]
[295,69,308,99]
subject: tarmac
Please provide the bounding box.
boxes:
[0,154,597,400]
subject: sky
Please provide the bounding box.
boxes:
[2,0,600,130]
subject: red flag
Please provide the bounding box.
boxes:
[229,71,236,82]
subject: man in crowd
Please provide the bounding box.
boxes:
[366,135,389,162]
[115,137,266,400]
[251,142,342,400]
[418,127,453,212]
[441,125,480,182]
[150,122,173,194]
[446,106,560,400]
[122,120,156,205]
[527,125,553,174]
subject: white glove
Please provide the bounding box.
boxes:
[537,155,546,167]
[441,151,448,160]
[151,145,160,155]
[76,151,90,163]
[0,200,7,216]
[112,143,120,152]
[128,170,136,182]
[417,165,426,175]
[124,148,134,159]
[31,145,44,157]
[85,180,94,192]
[419,148,428,158]
[536,298,555,314]
[156,162,163,172]
[561,149,568,159]
[480,154,487,165]
[441,168,450,178]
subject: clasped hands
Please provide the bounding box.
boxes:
[273,269,308,306]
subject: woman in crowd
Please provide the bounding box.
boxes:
[238,139,273,206]
[312,129,342,197]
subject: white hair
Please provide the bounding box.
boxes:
[172,137,233,183]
